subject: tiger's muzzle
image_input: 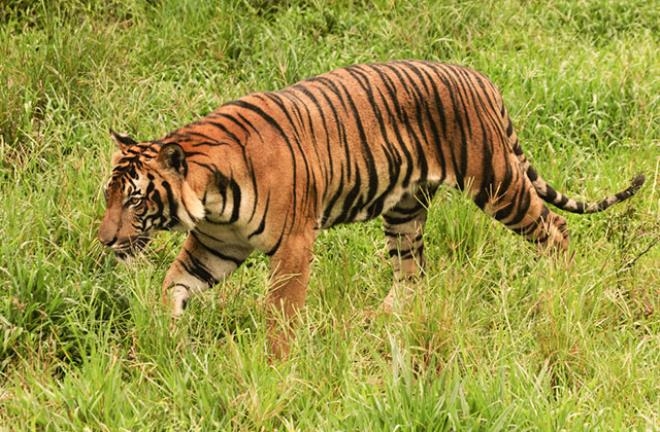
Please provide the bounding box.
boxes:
[99,233,151,260]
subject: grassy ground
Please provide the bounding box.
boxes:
[1,0,658,430]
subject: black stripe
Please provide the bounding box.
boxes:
[261,92,313,208]
[344,66,403,212]
[189,160,218,175]
[456,71,494,208]
[367,66,414,187]
[248,193,270,239]
[226,99,299,219]
[227,177,242,224]
[235,112,264,140]
[388,248,414,259]
[281,89,328,192]
[408,62,448,181]
[293,84,334,202]
[205,119,242,144]
[180,129,222,143]
[381,64,429,181]
[189,141,230,148]
[161,180,180,228]
[505,186,532,227]
[446,65,475,190]
[383,212,420,226]
[314,76,355,183]
[214,112,251,137]
[181,249,218,287]
[191,231,245,266]
[432,67,467,189]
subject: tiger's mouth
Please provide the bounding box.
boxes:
[112,236,151,260]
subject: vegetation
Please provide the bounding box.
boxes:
[1,0,657,430]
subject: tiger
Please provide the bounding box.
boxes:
[98,61,645,357]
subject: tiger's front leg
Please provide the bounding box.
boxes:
[265,228,316,358]
[162,231,253,316]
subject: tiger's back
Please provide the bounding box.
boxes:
[192,62,514,246]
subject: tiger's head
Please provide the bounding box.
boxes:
[99,131,205,260]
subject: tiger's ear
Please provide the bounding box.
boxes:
[109,130,138,151]
[158,143,187,176]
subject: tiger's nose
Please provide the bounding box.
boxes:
[98,227,117,247]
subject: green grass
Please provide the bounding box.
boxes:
[1,0,658,430]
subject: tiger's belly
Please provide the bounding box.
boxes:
[318,182,422,229]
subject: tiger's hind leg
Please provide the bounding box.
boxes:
[474,160,569,252]
[380,186,437,313]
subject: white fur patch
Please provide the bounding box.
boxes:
[177,181,205,231]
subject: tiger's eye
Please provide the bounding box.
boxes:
[127,196,142,206]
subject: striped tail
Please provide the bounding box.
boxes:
[502,109,645,214]
[525,166,645,214]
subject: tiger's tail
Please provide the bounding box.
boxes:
[524,162,645,214]
[503,109,645,214]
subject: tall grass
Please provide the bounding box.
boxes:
[1,0,658,430]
